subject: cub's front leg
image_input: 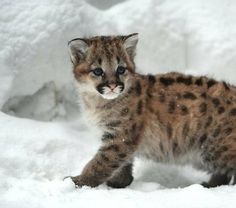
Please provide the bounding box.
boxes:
[106,162,133,188]
[71,134,137,188]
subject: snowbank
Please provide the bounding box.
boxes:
[1,0,236,207]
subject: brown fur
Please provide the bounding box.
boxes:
[68,34,236,188]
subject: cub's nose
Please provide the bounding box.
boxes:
[108,83,117,90]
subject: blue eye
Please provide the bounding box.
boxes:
[93,68,104,76]
[116,66,126,75]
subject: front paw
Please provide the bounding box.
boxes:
[71,175,84,187]
[107,175,133,188]
[64,175,84,187]
[65,175,101,188]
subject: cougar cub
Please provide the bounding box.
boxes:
[67,33,236,188]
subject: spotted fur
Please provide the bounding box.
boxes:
[68,34,236,188]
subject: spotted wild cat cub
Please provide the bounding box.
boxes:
[67,33,236,188]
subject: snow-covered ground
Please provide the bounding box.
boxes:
[1,0,236,207]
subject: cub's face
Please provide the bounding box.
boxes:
[68,34,138,100]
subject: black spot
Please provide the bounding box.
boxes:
[223,81,230,90]
[110,164,119,169]
[106,120,121,128]
[173,142,179,154]
[229,108,236,116]
[98,58,102,65]
[101,144,120,152]
[158,92,166,103]
[212,98,220,107]
[159,142,164,152]
[226,100,232,105]
[201,92,207,98]
[118,153,126,158]
[102,132,115,141]
[219,146,228,153]
[199,134,207,144]
[116,56,120,63]
[95,159,102,166]
[136,100,143,115]
[100,153,109,161]
[134,81,142,96]
[180,105,188,115]
[207,79,217,88]
[183,92,197,100]
[195,78,203,86]
[168,100,176,113]
[205,116,213,128]
[118,82,125,92]
[218,106,225,114]
[223,127,232,136]
[204,155,211,162]
[199,102,207,113]
[148,74,156,85]
[166,123,172,139]
[160,77,175,86]
[124,140,133,146]
[96,82,108,94]
[121,108,129,116]
[212,125,221,137]
[176,76,192,85]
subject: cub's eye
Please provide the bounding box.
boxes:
[93,68,104,76]
[116,66,126,75]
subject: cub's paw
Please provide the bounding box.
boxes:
[64,175,84,188]
[106,175,133,188]
[64,175,101,188]
[71,176,84,187]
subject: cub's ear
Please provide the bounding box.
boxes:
[68,38,89,65]
[123,33,138,58]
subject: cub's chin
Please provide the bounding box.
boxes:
[100,92,120,100]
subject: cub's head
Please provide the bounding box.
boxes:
[68,33,138,100]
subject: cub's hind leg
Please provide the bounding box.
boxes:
[107,162,133,188]
[201,131,236,187]
[202,173,231,188]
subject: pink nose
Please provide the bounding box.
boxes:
[108,84,117,90]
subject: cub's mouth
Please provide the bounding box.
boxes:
[96,82,125,100]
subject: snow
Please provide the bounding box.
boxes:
[1,111,235,208]
[1,0,236,207]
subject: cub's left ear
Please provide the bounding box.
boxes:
[68,38,89,66]
[123,33,138,58]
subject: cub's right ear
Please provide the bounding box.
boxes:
[68,38,89,65]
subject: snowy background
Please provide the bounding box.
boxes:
[1,0,236,207]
